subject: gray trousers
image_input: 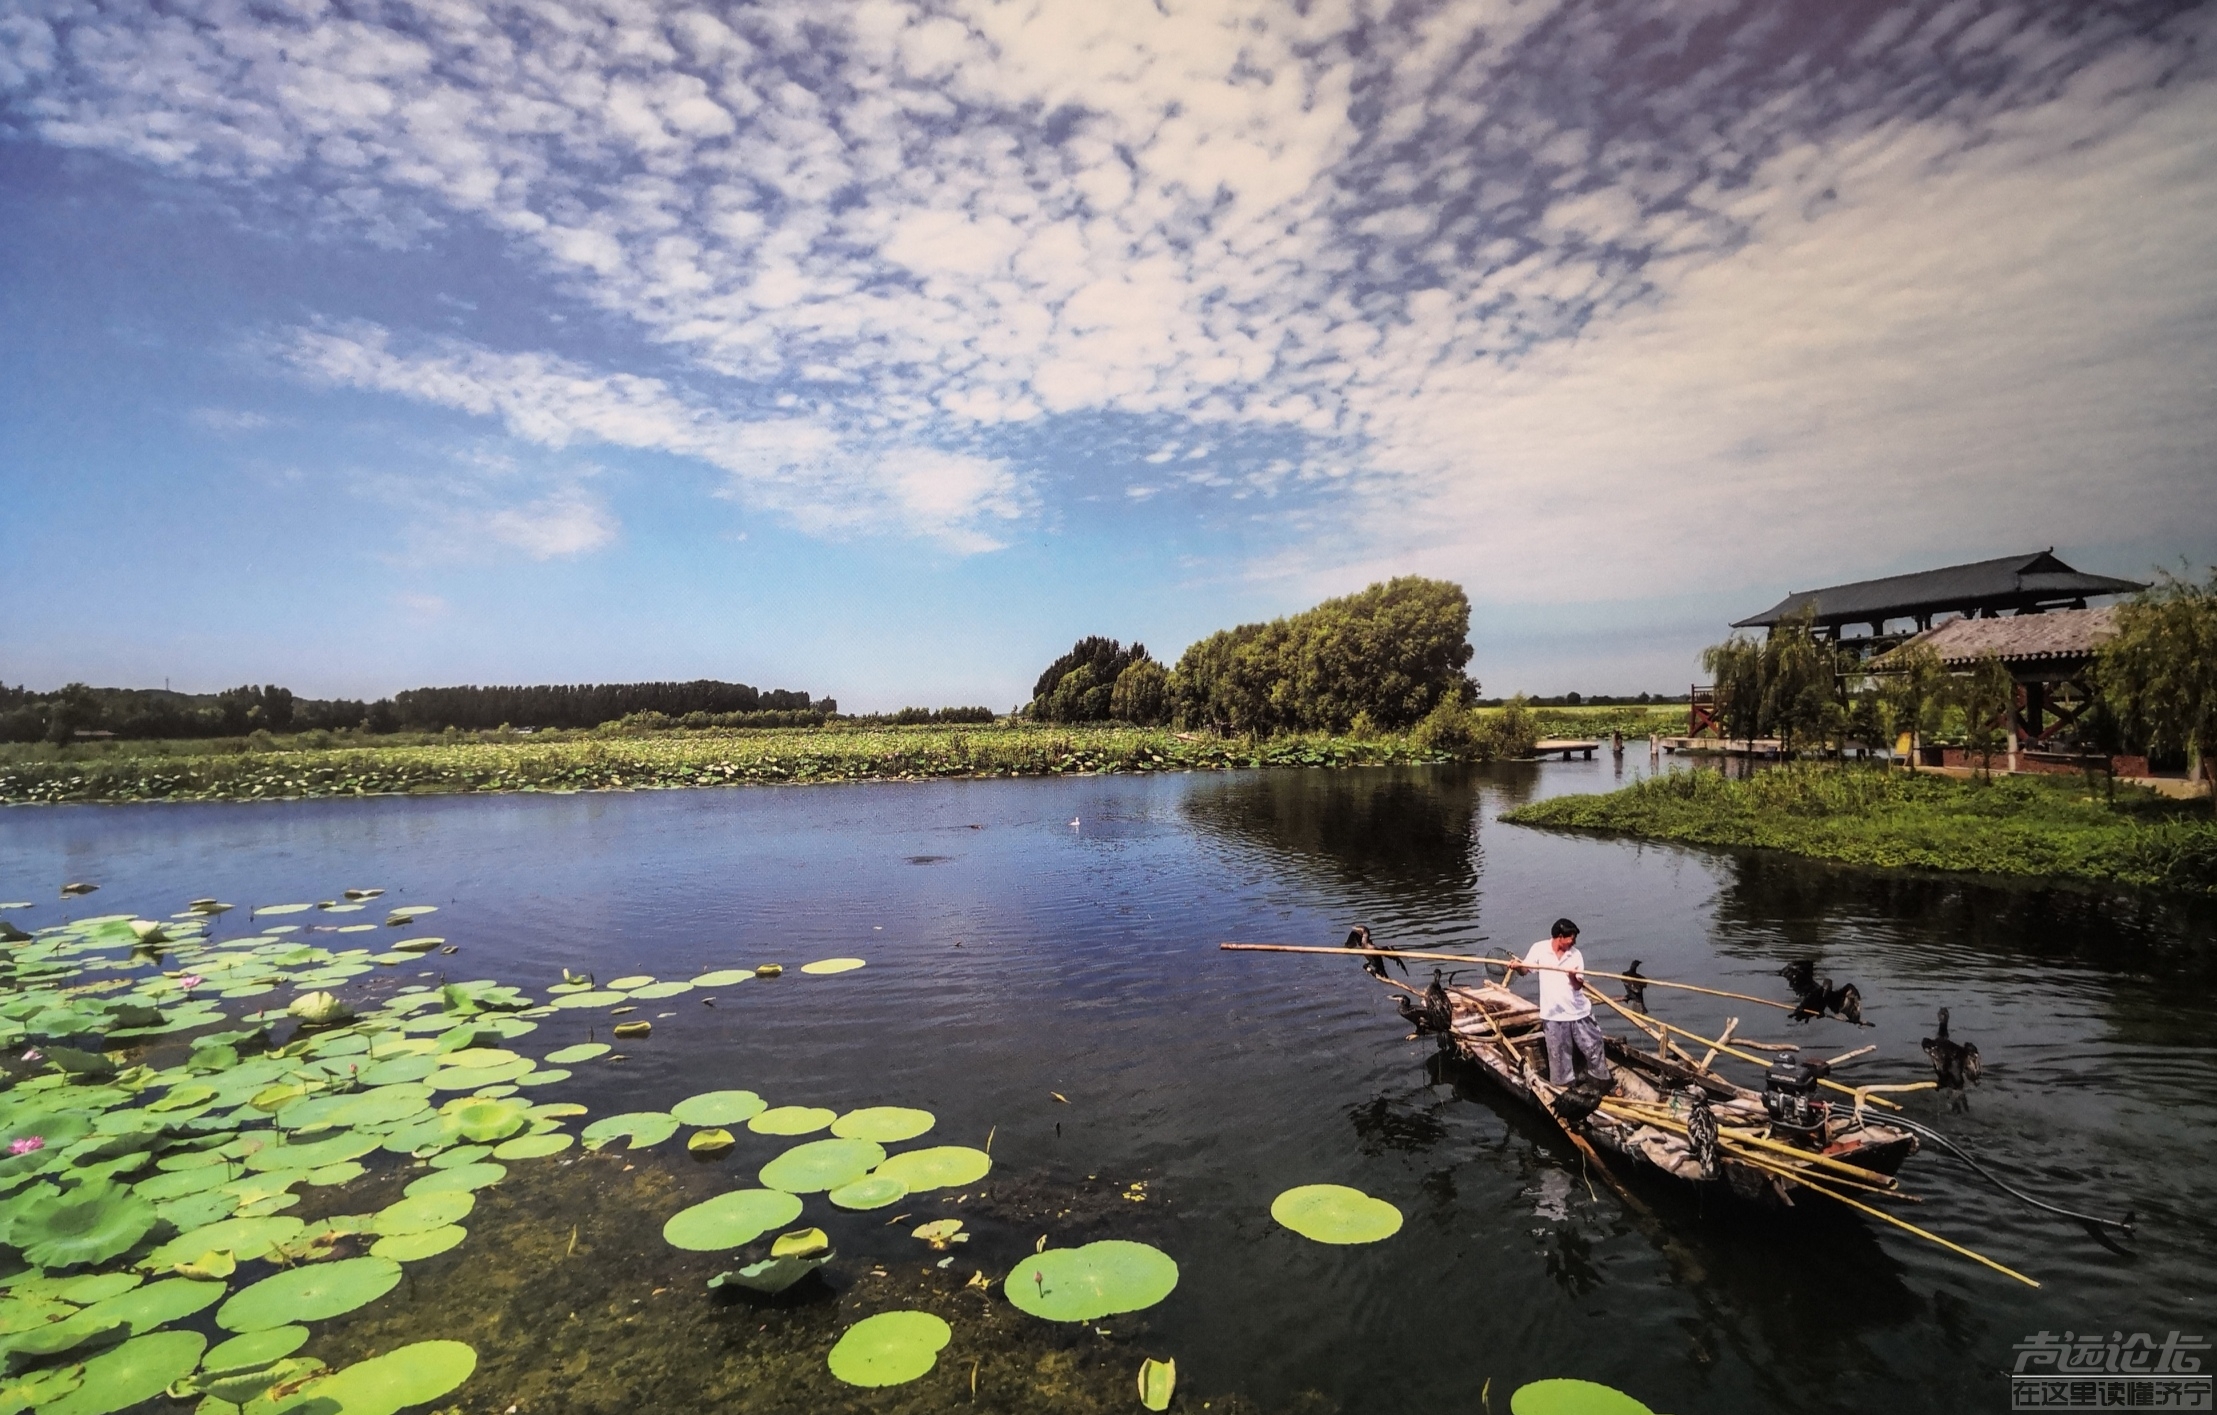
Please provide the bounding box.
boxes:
[1543,1017,1612,1086]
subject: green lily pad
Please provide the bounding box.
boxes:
[373,1190,476,1234]
[829,1106,934,1143]
[689,969,754,987]
[827,1175,909,1211]
[670,1091,767,1127]
[217,1256,403,1331]
[1140,1356,1176,1412]
[871,1145,991,1193]
[245,1132,380,1172]
[515,1068,571,1087]
[357,1054,439,1086]
[203,1324,309,1370]
[661,1189,803,1251]
[492,1132,573,1161]
[147,1214,305,1267]
[581,1112,678,1151]
[758,1138,887,1194]
[548,991,626,1010]
[1510,1379,1657,1415]
[406,1163,505,1196]
[293,1338,476,1415]
[435,1047,521,1069]
[441,1096,532,1143]
[7,1179,159,1268]
[304,1160,368,1187]
[428,1060,534,1092]
[427,1144,493,1169]
[542,1043,610,1064]
[1006,1240,1179,1322]
[77,1276,223,1335]
[1270,1184,1404,1245]
[827,1310,950,1387]
[370,1225,468,1263]
[131,1162,238,1201]
[627,981,693,999]
[37,1329,206,1415]
[605,975,654,990]
[799,957,867,975]
[745,1105,834,1137]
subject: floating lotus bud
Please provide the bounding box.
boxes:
[754,964,783,978]
[287,991,354,1026]
[612,1020,652,1039]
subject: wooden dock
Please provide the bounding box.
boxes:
[1530,739,1602,760]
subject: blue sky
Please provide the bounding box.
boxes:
[4,1,2214,711]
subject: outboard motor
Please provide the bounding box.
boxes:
[1762,1058,1833,1144]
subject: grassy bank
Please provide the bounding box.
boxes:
[1526,704,1691,740]
[0,723,1462,804]
[1504,764,2217,895]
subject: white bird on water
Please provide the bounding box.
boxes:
[1070,816,1081,830]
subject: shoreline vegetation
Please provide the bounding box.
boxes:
[1504,764,2217,896]
[0,706,1690,806]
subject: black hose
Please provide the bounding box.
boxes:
[1885,1112,2136,1235]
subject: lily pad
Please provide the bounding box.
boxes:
[581,1112,678,1151]
[758,1138,886,1194]
[7,1179,159,1268]
[1140,1357,1176,1412]
[216,1256,403,1331]
[203,1324,310,1371]
[1270,1184,1404,1245]
[147,1214,305,1267]
[687,1128,735,1157]
[1006,1240,1179,1322]
[245,1132,380,1172]
[661,1189,803,1251]
[294,1339,477,1415]
[77,1276,223,1335]
[871,1145,991,1193]
[358,1055,439,1086]
[548,991,626,1010]
[689,969,754,987]
[830,1106,934,1143]
[441,1096,532,1143]
[670,1091,767,1127]
[38,1329,206,1415]
[492,1132,573,1160]
[370,1225,468,1263]
[427,1144,494,1169]
[800,957,867,975]
[1510,1379,1656,1415]
[827,1310,951,1388]
[373,1190,476,1234]
[745,1105,834,1137]
[406,1162,505,1196]
[605,975,655,990]
[543,1043,610,1064]
[827,1175,909,1211]
[628,981,694,999]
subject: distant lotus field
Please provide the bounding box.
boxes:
[0,727,1453,805]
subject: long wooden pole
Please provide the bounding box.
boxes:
[1583,989,1902,1111]
[1220,943,1805,1014]
[1788,1169,2040,1288]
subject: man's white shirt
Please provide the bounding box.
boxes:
[1522,940,1592,1021]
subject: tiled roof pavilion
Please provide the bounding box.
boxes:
[1733,551,2143,635]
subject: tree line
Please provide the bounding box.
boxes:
[0,679,829,744]
[1023,577,1499,738]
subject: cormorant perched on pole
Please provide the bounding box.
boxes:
[1345,925,1404,978]
[1620,960,1649,1013]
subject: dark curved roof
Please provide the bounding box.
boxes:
[1733,551,2144,631]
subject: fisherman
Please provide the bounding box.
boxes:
[1512,918,1612,1086]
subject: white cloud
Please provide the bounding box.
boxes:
[189,407,273,432]
[486,487,619,560]
[8,0,2213,591]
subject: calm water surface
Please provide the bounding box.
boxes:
[4,759,2213,1415]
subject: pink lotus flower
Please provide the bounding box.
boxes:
[10,1137,44,1156]
[19,1049,40,1064]
[178,975,203,991]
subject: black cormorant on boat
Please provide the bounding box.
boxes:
[1684,1088,1719,1178]
[1779,959,1816,996]
[1620,960,1649,1013]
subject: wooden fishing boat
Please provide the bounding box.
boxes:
[1384,973,1920,1210]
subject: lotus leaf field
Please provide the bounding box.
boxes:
[0,895,1663,1413]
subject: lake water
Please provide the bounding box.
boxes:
[4,759,2214,1415]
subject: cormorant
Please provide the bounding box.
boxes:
[1621,960,1649,1013]
[1779,959,1816,996]
[1922,1008,1982,1090]
[1346,925,1404,978]
[1684,1088,1719,1179]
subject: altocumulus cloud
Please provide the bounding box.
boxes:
[5,0,2213,586]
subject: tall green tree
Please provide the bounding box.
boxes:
[1699,636,1767,751]
[1878,643,1950,771]
[2102,567,2217,809]
[1027,638,1152,723]
[1954,651,2016,778]
[1170,577,1475,734]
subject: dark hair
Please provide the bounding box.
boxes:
[1550,918,1580,939]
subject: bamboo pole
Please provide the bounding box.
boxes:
[1787,1169,2040,1288]
[1582,992,1902,1111]
[1699,1018,1739,1071]
[1219,943,1807,1014]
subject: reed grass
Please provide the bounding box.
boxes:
[1504,763,2217,895]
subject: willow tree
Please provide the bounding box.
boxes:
[2101,567,2217,809]
[1879,644,1950,771]
[1700,636,1767,752]
[1955,652,2016,779]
